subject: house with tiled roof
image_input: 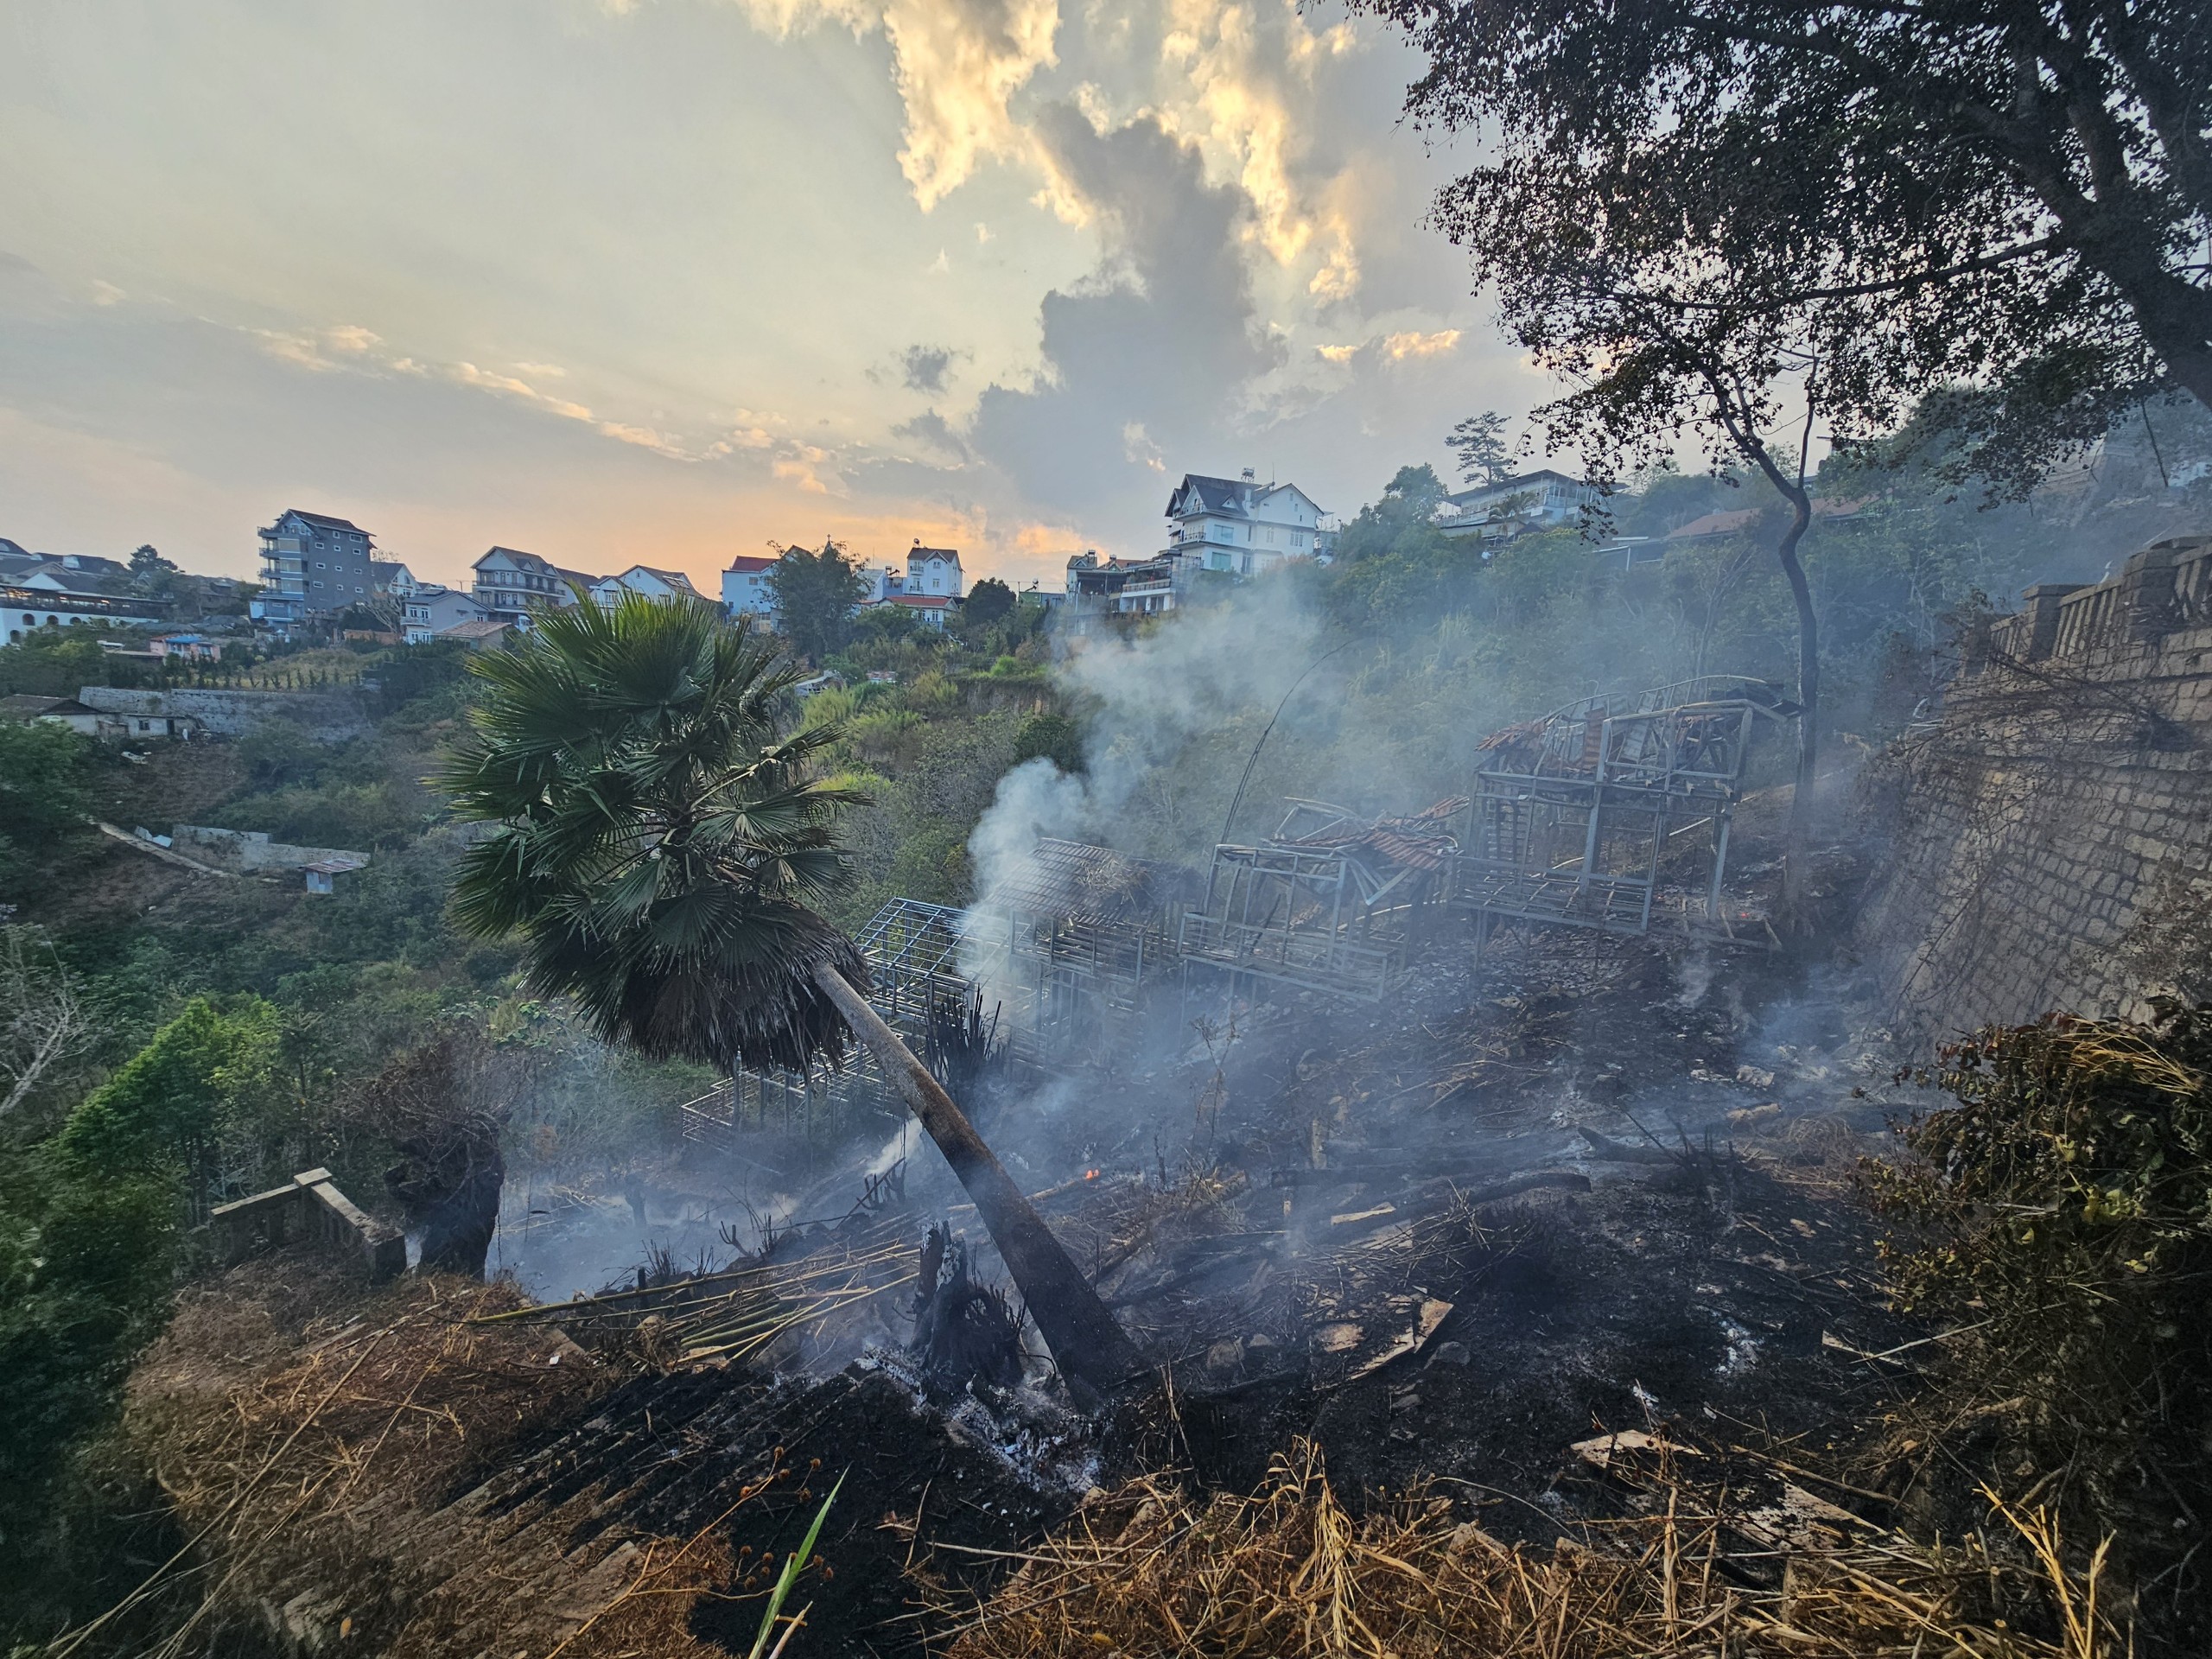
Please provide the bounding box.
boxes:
[1163,470,1332,576]
[470,547,601,623]
[722,553,779,622]
[256,509,376,630]
[590,564,702,608]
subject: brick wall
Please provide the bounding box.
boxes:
[1856,535,2212,1044]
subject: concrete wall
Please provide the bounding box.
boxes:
[1855,535,2212,1043]
[76,684,372,742]
[211,1167,404,1280]
[170,824,372,872]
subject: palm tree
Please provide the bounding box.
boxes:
[437,594,1143,1396]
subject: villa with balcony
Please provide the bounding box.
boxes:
[255,509,377,632]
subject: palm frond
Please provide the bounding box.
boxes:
[441,594,871,1071]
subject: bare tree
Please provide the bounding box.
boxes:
[0,924,88,1117]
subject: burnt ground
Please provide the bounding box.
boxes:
[126,817,1944,1657]
[461,1361,1093,1657]
[518,832,1933,1654]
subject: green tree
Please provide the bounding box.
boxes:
[58,996,282,1188]
[1445,410,1516,488]
[1360,0,2212,495]
[127,543,181,601]
[0,720,92,855]
[1331,465,1453,564]
[766,537,866,664]
[962,577,1016,629]
[437,595,1142,1395]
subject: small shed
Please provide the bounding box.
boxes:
[302,855,369,895]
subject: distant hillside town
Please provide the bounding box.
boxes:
[2,455,1618,662]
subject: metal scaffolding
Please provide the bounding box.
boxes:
[967,838,1195,1060]
[1452,674,1795,948]
[683,898,982,1147]
[1179,798,1463,1002]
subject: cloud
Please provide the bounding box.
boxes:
[1152,0,1366,285]
[1312,327,1464,370]
[709,425,777,454]
[967,104,1281,527]
[1384,327,1461,359]
[900,343,957,393]
[451,360,595,421]
[724,0,1058,210]
[1122,419,1164,472]
[893,407,969,458]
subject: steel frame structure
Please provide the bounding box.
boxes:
[683,898,986,1146]
[1178,843,1410,1003]
[1453,676,1790,947]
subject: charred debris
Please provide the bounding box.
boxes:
[110,671,2184,1656]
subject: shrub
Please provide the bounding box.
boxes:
[0,719,92,850]
[1868,1009,2212,1644]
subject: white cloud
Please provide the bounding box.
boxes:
[1122,419,1165,471]
[722,0,1059,211]
[1384,327,1460,359]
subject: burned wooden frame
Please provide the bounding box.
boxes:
[1453,675,1794,951]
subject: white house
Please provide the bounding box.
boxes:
[722,554,778,621]
[1162,471,1332,575]
[855,544,966,620]
[472,546,601,622]
[591,565,702,607]
[905,543,963,597]
[402,588,491,645]
[856,562,901,604]
[0,694,103,735]
[1440,470,1601,540]
[371,561,421,600]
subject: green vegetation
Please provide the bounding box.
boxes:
[766,537,868,664]
[1871,1011,2212,1643]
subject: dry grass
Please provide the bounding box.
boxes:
[55,1262,767,1659]
[920,1438,2125,1658]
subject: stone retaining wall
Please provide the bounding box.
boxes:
[1855,535,2212,1044]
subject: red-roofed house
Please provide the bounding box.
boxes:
[722,554,778,622]
[889,593,957,631]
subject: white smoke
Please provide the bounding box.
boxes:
[959,580,1329,994]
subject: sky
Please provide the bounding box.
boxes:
[0,0,1548,593]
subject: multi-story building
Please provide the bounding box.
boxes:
[256,509,376,629]
[723,554,778,621]
[590,565,702,607]
[471,547,601,623]
[905,543,963,597]
[1162,470,1332,575]
[1440,469,1601,541]
[1063,549,1189,627]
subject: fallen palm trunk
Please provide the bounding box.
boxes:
[812,963,1147,1399]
